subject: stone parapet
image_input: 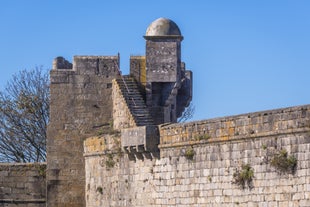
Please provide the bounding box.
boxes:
[85,105,310,206]
[159,104,310,148]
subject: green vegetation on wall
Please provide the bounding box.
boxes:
[233,164,254,189]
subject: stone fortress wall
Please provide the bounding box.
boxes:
[0,163,46,207]
[0,17,309,207]
[1,105,309,206]
[84,104,310,207]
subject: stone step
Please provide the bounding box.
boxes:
[127,103,147,107]
[115,76,154,126]
[124,96,144,100]
[126,102,145,106]
[125,99,144,103]
[136,112,151,115]
[123,95,145,100]
[134,119,153,122]
[135,119,153,122]
[132,114,152,118]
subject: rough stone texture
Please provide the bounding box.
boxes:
[84,134,121,156]
[113,76,154,127]
[145,39,181,83]
[159,105,310,147]
[84,104,310,207]
[0,163,46,207]
[143,19,192,124]
[130,56,146,86]
[121,125,159,152]
[144,37,192,124]
[112,79,137,130]
[47,55,120,207]
[53,56,73,70]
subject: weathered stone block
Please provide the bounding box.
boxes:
[122,125,159,152]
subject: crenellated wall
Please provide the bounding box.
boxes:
[0,163,46,207]
[84,104,310,207]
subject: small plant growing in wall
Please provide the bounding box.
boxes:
[35,164,47,178]
[109,120,113,128]
[207,175,212,182]
[184,147,195,160]
[96,186,103,194]
[97,128,104,136]
[194,133,211,141]
[96,121,120,136]
[261,144,267,150]
[232,164,254,189]
[112,136,123,159]
[105,153,115,169]
[270,149,297,174]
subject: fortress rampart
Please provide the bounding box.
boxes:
[84,104,310,207]
[159,105,310,148]
[47,17,310,207]
[1,17,308,207]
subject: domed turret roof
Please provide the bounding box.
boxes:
[145,18,182,37]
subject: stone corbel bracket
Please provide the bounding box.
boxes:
[121,125,159,153]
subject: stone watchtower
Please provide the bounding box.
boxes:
[47,18,192,206]
[132,18,192,124]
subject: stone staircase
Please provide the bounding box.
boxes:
[115,75,154,126]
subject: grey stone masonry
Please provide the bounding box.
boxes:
[47,55,120,207]
[159,104,310,147]
[114,75,154,127]
[143,27,192,124]
[129,56,146,86]
[53,56,72,70]
[121,125,159,153]
[145,39,181,83]
[84,104,310,207]
[0,163,46,207]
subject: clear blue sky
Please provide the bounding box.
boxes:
[1,1,309,121]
